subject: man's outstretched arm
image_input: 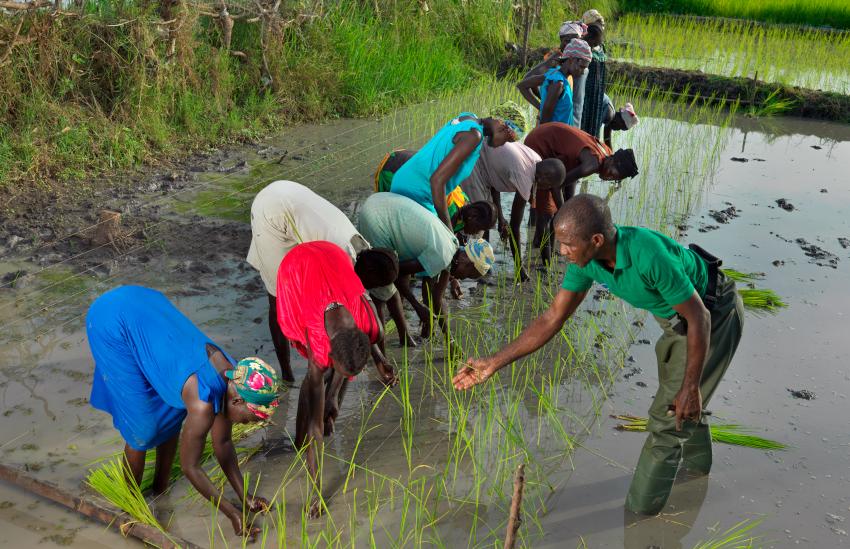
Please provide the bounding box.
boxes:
[453,288,588,389]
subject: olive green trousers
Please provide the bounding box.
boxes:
[625,275,744,514]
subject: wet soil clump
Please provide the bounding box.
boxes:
[795,238,839,268]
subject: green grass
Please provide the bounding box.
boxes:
[618,0,850,29]
[609,13,850,93]
[0,0,575,195]
[691,518,764,549]
[721,269,789,314]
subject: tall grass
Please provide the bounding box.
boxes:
[0,0,569,193]
[609,13,850,94]
[619,0,850,30]
[613,415,788,450]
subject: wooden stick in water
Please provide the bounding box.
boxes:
[0,463,202,549]
[504,463,526,549]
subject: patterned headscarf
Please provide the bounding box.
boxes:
[464,238,495,276]
[582,9,605,26]
[225,357,281,420]
[560,38,593,62]
[558,21,587,38]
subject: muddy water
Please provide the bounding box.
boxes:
[540,119,850,547]
[1,104,849,548]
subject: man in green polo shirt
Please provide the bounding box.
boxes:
[452,194,744,515]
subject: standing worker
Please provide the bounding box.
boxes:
[453,194,745,515]
[247,180,402,381]
[517,38,592,126]
[580,23,609,139]
[389,113,514,231]
[517,21,588,127]
[524,122,638,265]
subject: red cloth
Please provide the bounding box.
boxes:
[276,241,380,369]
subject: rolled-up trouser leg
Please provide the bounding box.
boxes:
[626,275,744,513]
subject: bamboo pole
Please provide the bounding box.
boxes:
[0,463,203,549]
[503,463,525,549]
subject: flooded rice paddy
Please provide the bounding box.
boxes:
[0,83,849,547]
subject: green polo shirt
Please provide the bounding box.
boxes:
[561,226,708,318]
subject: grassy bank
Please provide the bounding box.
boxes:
[618,0,850,29]
[0,0,586,197]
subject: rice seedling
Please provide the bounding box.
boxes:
[610,13,850,93]
[691,517,764,549]
[613,415,788,450]
[85,457,165,531]
[620,0,850,29]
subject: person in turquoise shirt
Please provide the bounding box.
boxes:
[389,113,514,231]
[517,38,592,126]
[453,194,744,516]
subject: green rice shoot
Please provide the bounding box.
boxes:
[85,457,165,531]
[691,517,764,549]
[613,415,788,450]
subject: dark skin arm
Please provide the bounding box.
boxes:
[491,187,508,239]
[558,148,601,200]
[517,73,545,110]
[395,272,432,328]
[539,80,564,124]
[604,123,613,150]
[669,292,712,430]
[365,296,398,386]
[295,359,326,518]
[180,378,262,537]
[431,129,481,230]
[386,291,417,347]
[421,270,451,339]
[453,288,587,389]
[507,193,529,281]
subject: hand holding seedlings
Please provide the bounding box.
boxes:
[453,356,500,390]
[232,515,262,540]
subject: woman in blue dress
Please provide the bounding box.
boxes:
[87,285,281,538]
[389,113,515,231]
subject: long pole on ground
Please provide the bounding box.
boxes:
[0,463,202,549]
[504,463,526,549]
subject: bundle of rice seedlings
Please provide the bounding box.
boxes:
[613,415,787,450]
[90,423,264,506]
[721,268,787,315]
[85,457,164,531]
[738,288,787,315]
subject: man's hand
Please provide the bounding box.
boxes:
[452,356,500,390]
[670,384,702,431]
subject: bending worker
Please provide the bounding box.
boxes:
[358,192,494,340]
[276,240,396,517]
[525,121,638,265]
[465,141,567,281]
[87,285,281,538]
[389,113,514,231]
[247,180,402,381]
[453,194,745,515]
